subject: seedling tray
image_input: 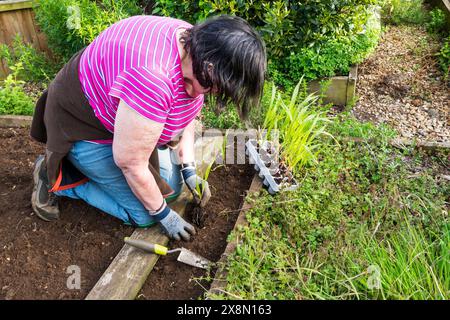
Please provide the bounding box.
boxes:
[245,139,299,195]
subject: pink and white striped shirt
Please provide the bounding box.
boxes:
[78,15,204,146]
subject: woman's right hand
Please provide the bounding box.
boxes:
[150,202,196,241]
[158,208,196,241]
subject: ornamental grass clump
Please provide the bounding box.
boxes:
[263,79,331,173]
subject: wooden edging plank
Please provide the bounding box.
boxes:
[0,115,33,127]
[0,0,35,13]
[207,175,263,298]
[85,135,223,300]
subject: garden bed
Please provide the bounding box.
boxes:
[137,164,254,300]
[0,126,133,299]
[0,126,254,300]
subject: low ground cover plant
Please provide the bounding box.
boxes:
[209,115,449,299]
[0,63,35,115]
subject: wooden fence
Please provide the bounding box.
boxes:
[0,0,49,78]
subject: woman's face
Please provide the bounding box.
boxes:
[183,76,211,98]
[177,28,215,98]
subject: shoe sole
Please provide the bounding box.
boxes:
[31,155,56,222]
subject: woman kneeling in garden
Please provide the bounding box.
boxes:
[30,15,266,241]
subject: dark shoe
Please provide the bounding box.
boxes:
[31,155,60,221]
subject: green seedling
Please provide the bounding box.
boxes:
[195,159,215,207]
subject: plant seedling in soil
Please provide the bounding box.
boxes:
[191,160,216,227]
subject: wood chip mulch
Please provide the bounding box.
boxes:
[353,25,449,142]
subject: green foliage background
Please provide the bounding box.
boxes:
[34,0,142,62]
[152,0,382,86]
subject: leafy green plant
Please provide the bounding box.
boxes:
[382,0,429,25]
[438,36,450,80]
[200,100,244,129]
[263,79,331,173]
[0,63,35,115]
[274,8,381,85]
[34,0,142,61]
[0,34,58,82]
[153,0,383,85]
[426,8,447,35]
[195,159,215,201]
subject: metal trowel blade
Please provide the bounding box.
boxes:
[177,248,211,269]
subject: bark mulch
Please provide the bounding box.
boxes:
[353,25,449,142]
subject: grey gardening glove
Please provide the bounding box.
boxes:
[181,164,211,207]
[151,202,196,241]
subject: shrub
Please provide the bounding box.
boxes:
[200,101,244,129]
[438,36,450,80]
[271,7,381,86]
[152,0,383,85]
[34,0,142,61]
[382,0,429,25]
[426,8,448,35]
[0,34,58,83]
[0,63,35,116]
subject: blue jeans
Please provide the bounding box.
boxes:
[55,141,183,227]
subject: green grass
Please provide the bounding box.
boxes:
[207,114,449,300]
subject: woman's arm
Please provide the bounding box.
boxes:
[112,100,165,211]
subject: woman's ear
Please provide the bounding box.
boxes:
[207,62,214,73]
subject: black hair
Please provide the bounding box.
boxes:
[181,15,267,120]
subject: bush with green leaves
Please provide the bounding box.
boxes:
[0,63,35,116]
[272,7,381,86]
[201,102,244,129]
[34,0,142,61]
[0,34,58,83]
[382,0,429,25]
[152,0,382,86]
[426,8,448,35]
[438,36,450,80]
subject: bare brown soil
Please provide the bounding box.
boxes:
[0,127,253,300]
[138,164,253,300]
[0,127,134,299]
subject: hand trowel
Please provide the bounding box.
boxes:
[124,237,211,269]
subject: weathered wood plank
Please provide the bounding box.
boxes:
[0,0,35,13]
[207,175,263,298]
[85,135,223,300]
[0,3,50,78]
[0,115,33,127]
[85,188,191,300]
[346,65,358,105]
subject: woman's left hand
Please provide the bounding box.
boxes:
[181,166,211,207]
